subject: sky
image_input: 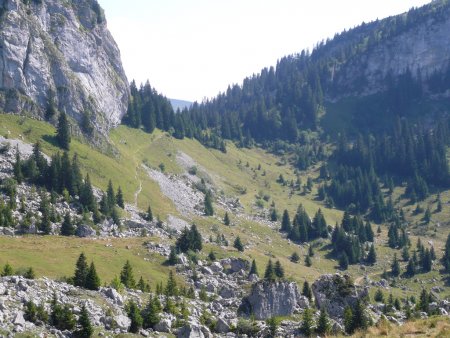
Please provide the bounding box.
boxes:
[98,0,431,102]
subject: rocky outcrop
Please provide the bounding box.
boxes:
[0,0,129,134]
[238,280,308,320]
[312,273,368,319]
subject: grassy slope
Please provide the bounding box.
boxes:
[1,114,450,300]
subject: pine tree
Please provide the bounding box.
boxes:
[281,209,291,232]
[75,305,93,338]
[274,260,284,278]
[366,244,377,265]
[223,212,230,225]
[233,236,244,252]
[120,260,136,289]
[406,258,415,277]
[106,180,116,210]
[302,281,312,301]
[143,296,161,329]
[339,253,349,270]
[166,246,178,265]
[60,212,75,236]
[204,191,214,216]
[264,259,276,281]
[13,147,23,183]
[126,300,143,333]
[74,253,88,287]
[418,289,429,313]
[304,255,312,267]
[316,308,330,335]
[352,299,368,331]
[423,206,431,224]
[343,306,354,334]
[402,246,410,261]
[374,289,384,302]
[85,262,101,291]
[165,270,178,296]
[146,205,153,222]
[301,307,314,337]
[1,263,13,276]
[116,187,124,208]
[56,112,71,150]
[270,208,278,222]
[249,259,259,277]
[290,252,300,263]
[391,253,401,277]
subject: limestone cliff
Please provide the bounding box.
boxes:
[0,0,129,134]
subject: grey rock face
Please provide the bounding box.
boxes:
[0,0,129,134]
[238,280,305,320]
[312,273,368,319]
[177,323,206,338]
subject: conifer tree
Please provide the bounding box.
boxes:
[343,306,353,334]
[366,244,377,265]
[391,253,401,277]
[374,289,384,302]
[74,253,88,287]
[116,187,124,208]
[290,252,300,263]
[126,300,143,333]
[120,260,136,289]
[60,212,75,236]
[249,259,259,277]
[301,307,314,337]
[264,259,276,281]
[305,254,312,267]
[143,296,161,329]
[281,209,291,232]
[208,250,216,261]
[144,205,153,222]
[233,236,244,252]
[204,191,214,216]
[270,208,278,221]
[106,180,116,210]
[85,262,101,291]
[339,253,349,270]
[223,212,230,225]
[352,299,368,331]
[402,246,410,261]
[418,288,429,313]
[406,258,415,277]
[165,270,178,296]
[57,112,71,150]
[167,246,178,266]
[13,147,23,183]
[1,263,13,277]
[302,281,312,301]
[274,260,284,278]
[316,308,330,335]
[75,305,93,338]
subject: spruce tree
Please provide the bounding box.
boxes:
[57,112,71,150]
[302,281,312,301]
[290,252,300,263]
[249,259,259,277]
[274,260,284,278]
[85,262,101,291]
[352,299,368,331]
[143,296,161,329]
[165,270,178,296]
[126,300,143,333]
[374,289,384,302]
[223,212,230,225]
[116,187,124,208]
[106,180,116,210]
[281,209,291,232]
[402,246,410,261]
[339,253,349,270]
[343,306,353,334]
[316,308,330,335]
[208,250,216,261]
[301,307,314,337]
[391,253,401,277]
[13,147,23,183]
[418,288,429,313]
[406,258,415,277]
[120,260,136,289]
[75,305,93,338]
[74,253,88,287]
[146,205,153,222]
[304,255,312,267]
[204,191,214,216]
[233,236,244,252]
[366,244,377,265]
[60,212,75,236]
[264,259,276,281]
[166,246,178,265]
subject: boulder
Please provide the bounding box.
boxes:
[101,287,124,305]
[13,311,26,326]
[114,314,131,331]
[215,317,230,333]
[154,318,172,333]
[238,280,305,320]
[312,274,368,319]
[76,224,97,238]
[177,323,205,338]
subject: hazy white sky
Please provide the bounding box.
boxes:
[98,0,431,102]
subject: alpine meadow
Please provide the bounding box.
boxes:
[0,0,450,337]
